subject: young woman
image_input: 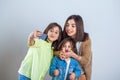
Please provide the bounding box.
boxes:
[61,15,92,80]
[18,22,62,80]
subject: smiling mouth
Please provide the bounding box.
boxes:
[65,50,69,52]
[50,36,54,38]
[67,31,73,34]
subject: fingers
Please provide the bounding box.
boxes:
[54,69,59,76]
[69,73,76,80]
[33,29,43,38]
[59,51,65,60]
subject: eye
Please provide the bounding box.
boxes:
[72,26,74,28]
[66,24,69,27]
[62,45,66,48]
[50,29,54,32]
[55,32,58,34]
[68,45,71,48]
[72,25,76,28]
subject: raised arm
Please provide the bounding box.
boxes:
[27,30,43,46]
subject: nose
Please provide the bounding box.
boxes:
[67,26,71,30]
[51,31,56,36]
[65,47,69,50]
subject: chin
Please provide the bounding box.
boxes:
[68,34,73,37]
[50,39,56,42]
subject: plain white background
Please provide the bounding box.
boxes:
[0,0,120,80]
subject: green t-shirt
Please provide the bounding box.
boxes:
[18,38,53,80]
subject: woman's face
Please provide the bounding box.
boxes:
[47,26,60,42]
[65,19,77,39]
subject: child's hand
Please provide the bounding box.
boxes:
[28,30,43,46]
[69,72,76,80]
[29,30,43,39]
[33,30,43,38]
[54,69,59,76]
[59,51,66,60]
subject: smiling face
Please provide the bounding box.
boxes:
[65,19,77,39]
[62,41,73,53]
[47,26,60,42]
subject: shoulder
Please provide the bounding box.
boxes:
[34,38,46,44]
[71,58,79,64]
[53,56,59,59]
[53,56,61,61]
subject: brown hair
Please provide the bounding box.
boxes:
[63,15,88,42]
[44,22,62,50]
[57,37,76,52]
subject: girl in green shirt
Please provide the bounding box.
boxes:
[18,22,62,80]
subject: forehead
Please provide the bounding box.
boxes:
[67,19,75,24]
[50,26,59,31]
[64,41,72,45]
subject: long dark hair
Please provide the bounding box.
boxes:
[63,15,88,42]
[44,22,62,50]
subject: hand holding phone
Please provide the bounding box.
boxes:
[38,34,47,40]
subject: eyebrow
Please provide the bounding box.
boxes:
[72,24,76,26]
[51,28,59,32]
[66,23,76,25]
[55,30,59,32]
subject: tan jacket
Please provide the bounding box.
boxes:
[79,36,92,80]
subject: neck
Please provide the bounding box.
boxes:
[71,35,76,40]
[65,57,70,61]
[71,37,76,42]
[47,38,52,43]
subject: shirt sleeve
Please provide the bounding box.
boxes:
[29,38,43,48]
[74,60,81,78]
[49,56,58,76]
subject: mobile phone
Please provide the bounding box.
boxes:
[38,34,47,40]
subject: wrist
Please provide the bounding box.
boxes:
[79,56,81,61]
[30,34,34,39]
[73,53,81,61]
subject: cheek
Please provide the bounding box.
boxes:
[47,32,50,36]
[55,34,59,39]
[62,48,65,52]
[69,48,72,51]
[65,27,68,31]
[74,28,77,33]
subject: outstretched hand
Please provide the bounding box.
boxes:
[32,29,43,38]
[28,29,43,46]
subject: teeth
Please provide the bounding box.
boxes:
[67,31,72,33]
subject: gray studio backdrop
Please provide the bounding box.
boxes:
[0,0,120,80]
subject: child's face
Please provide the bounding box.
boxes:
[62,41,72,53]
[47,26,60,42]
